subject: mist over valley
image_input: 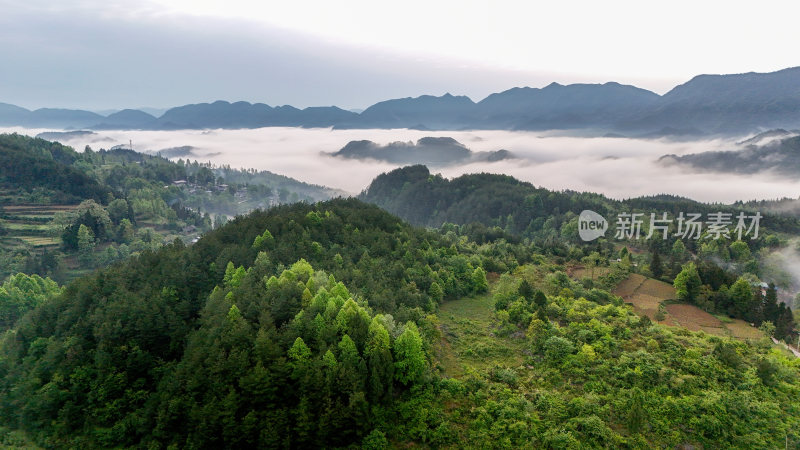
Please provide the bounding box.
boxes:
[7,126,800,204]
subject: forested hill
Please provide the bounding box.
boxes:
[2,198,799,448]
[0,199,493,447]
[661,135,800,176]
[359,165,615,234]
[0,133,114,203]
[0,133,340,282]
[359,165,800,243]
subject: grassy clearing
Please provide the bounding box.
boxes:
[4,223,51,237]
[570,266,612,280]
[1,204,79,212]
[726,319,765,340]
[437,291,527,378]
[4,222,50,230]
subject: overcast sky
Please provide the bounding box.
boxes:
[1,0,799,111]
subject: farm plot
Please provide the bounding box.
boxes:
[612,273,765,340]
[614,273,646,298]
[726,319,764,340]
[0,203,78,249]
[665,304,727,336]
[570,266,612,280]
[613,275,676,322]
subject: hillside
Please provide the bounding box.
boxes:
[626,67,800,133]
[0,134,340,283]
[475,81,660,130]
[360,165,799,334]
[0,199,798,448]
[359,165,617,236]
[0,199,493,447]
[352,93,477,129]
[359,165,800,242]
[661,135,800,176]
[0,134,113,204]
[92,109,157,129]
[151,101,357,129]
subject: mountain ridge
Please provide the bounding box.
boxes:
[4,66,800,134]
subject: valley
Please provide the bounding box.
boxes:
[4,2,800,448]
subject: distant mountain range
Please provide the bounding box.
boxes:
[5,67,800,135]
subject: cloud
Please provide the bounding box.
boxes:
[0,0,588,111]
[6,126,800,204]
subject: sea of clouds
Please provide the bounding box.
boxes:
[4,126,799,203]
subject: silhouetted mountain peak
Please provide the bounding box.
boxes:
[90,109,156,130]
[626,67,800,133]
[3,66,800,133]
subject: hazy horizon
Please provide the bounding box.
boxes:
[3,0,800,111]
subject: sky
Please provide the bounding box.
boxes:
[1,0,799,111]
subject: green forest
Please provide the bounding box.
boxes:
[0,133,337,284]
[0,140,799,448]
[361,166,800,336]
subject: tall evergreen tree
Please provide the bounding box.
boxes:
[365,317,393,402]
[651,251,663,279]
[394,322,426,385]
[729,278,755,320]
[674,262,702,302]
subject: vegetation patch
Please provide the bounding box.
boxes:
[437,291,526,377]
[726,318,766,340]
[570,265,612,280]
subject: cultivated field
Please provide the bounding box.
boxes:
[0,203,79,251]
[570,266,612,280]
[614,273,647,298]
[665,304,727,336]
[726,319,765,340]
[613,274,676,322]
[613,273,764,341]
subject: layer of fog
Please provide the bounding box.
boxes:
[5,126,800,203]
[761,242,800,307]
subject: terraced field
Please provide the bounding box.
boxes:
[0,203,79,251]
[613,273,764,341]
[613,274,675,321]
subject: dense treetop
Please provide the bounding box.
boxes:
[0,198,797,448]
